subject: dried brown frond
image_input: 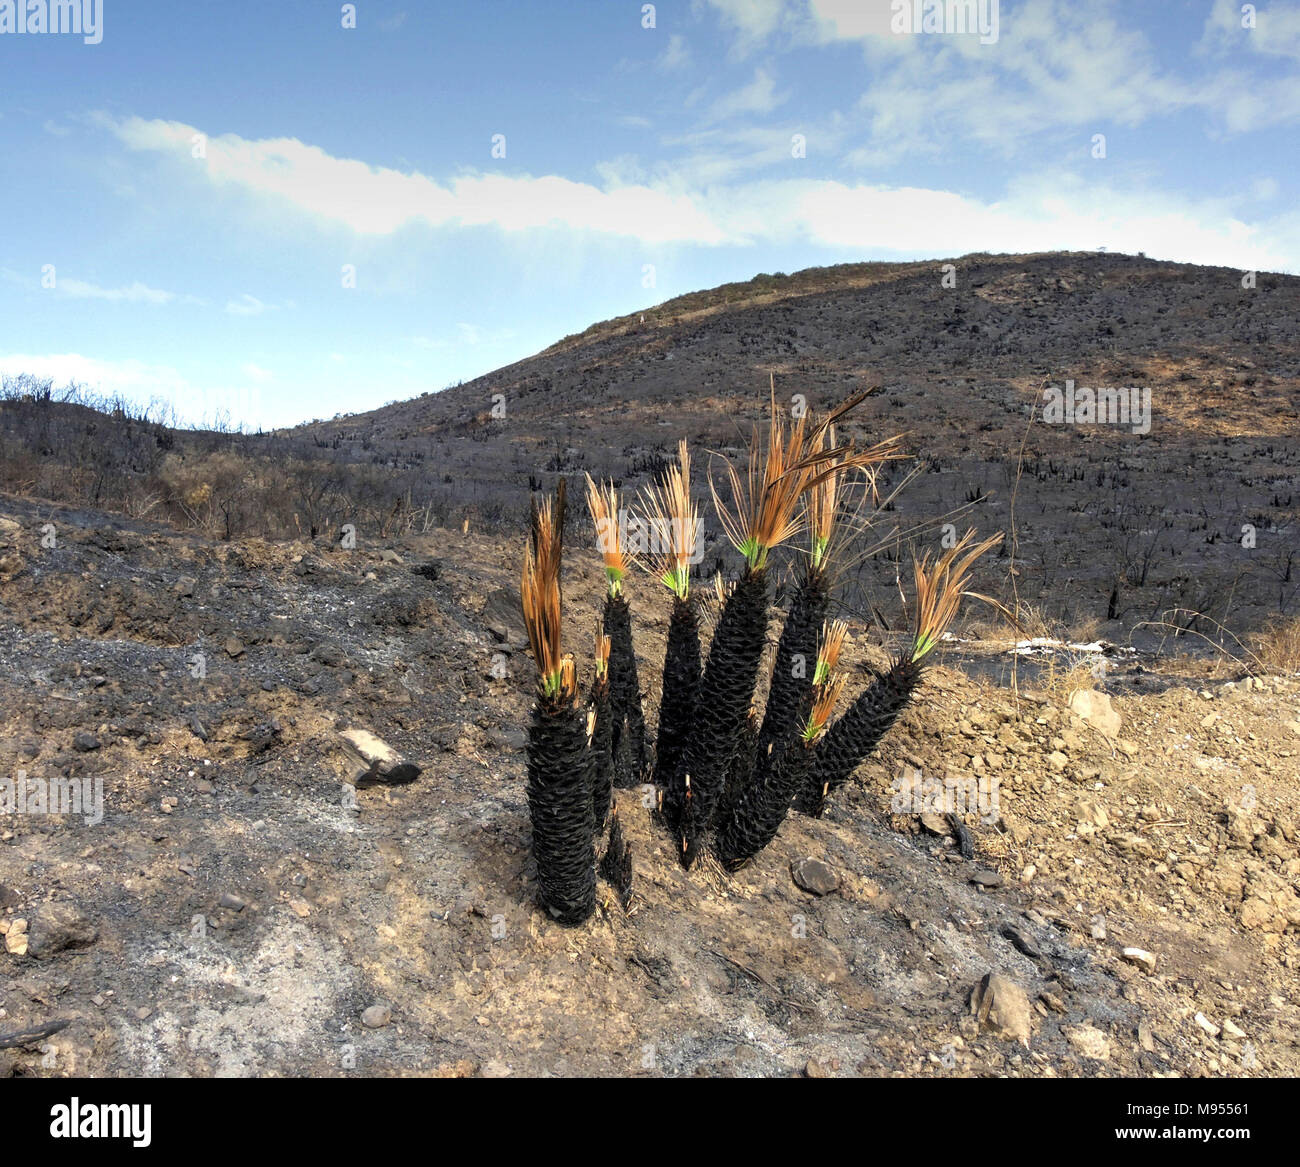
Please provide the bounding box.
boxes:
[711,386,903,571]
[638,439,699,600]
[521,481,573,698]
[814,619,849,683]
[804,674,847,743]
[594,629,611,678]
[911,528,1003,661]
[584,474,628,596]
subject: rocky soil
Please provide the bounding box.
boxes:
[2,493,1298,1077]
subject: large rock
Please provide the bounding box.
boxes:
[482,588,527,646]
[27,903,98,958]
[1068,689,1121,738]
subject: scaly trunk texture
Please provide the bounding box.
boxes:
[604,593,646,786]
[589,674,613,831]
[526,693,597,925]
[655,595,702,804]
[793,653,923,817]
[756,566,828,764]
[675,567,770,867]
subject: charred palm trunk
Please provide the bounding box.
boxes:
[794,653,922,817]
[675,567,769,866]
[756,566,829,762]
[716,708,760,830]
[715,715,815,870]
[654,595,702,798]
[527,694,598,925]
[605,593,646,786]
[589,673,614,831]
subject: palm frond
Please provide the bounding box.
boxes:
[521,481,572,699]
[637,440,699,600]
[584,474,629,597]
[911,529,1003,661]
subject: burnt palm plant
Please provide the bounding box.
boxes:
[671,392,876,866]
[586,476,647,786]
[640,441,703,795]
[716,621,848,869]
[794,530,1002,817]
[521,482,597,925]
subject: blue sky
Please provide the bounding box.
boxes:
[1,0,1297,429]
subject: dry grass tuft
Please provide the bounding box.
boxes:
[1252,615,1300,674]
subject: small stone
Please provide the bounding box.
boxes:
[791,857,840,896]
[1194,1012,1221,1038]
[72,732,101,753]
[970,869,1004,889]
[1065,1023,1111,1061]
[361,1005,392,1029]
[1047,750,1069,773]
[288,899,311,918]
[803,1059,830,1078]
[224,637,245,659]
[219,893,246,912]
[1221,1018,1247,1040]
[919,812,952,836]
[1122,947,1157,974]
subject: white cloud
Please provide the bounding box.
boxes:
[709,67,787,120]
[225,293,273,316]
[57,278,179,305]
[714,174,1298,271]
[659,33,691,70]
[105,116,731,244]
[92,114,1300,271]
[702,0,790,52]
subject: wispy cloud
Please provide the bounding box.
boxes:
[225,293,275,316]
[57,278,183,305]
[709,67,787,120]
[102,115,730,244]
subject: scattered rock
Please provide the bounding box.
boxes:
[1068,689,1121,737]
[1194,1012,1221,1038]
[224,637,245,659]
[1065,1023,1111,1061]
[339,728,422,785]
[27,903,98,958]
[1122,947,1157,974]
[72,732,101,753]
[361,1005,392,1029]
[791,857,840,896]
[970,869,1004,889]
[219,893,246,912]
[970,973,1032,1046]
